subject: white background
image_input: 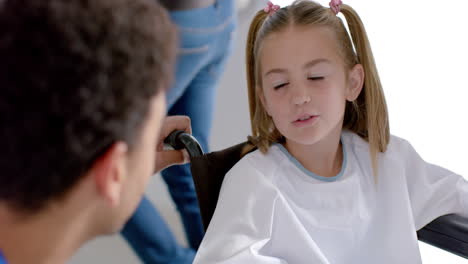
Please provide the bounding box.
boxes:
[70,0,468,263]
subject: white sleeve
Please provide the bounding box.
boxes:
[400,139,468,230]
[192,157,288,264]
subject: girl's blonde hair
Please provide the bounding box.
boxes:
[246,0,389,175]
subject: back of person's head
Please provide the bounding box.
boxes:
[245,0,389,173]
[0,0,176,215]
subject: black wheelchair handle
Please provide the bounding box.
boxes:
[164,130,204,158]
[418,213,468,258]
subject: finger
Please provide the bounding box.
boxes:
[158,116,192,144]
[181,149,190,164]
[162,116,191,137]
[154,149,190,173]
[156,141,164,152]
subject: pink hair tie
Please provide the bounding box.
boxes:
[329,0,343,15]
[264,1,280,16]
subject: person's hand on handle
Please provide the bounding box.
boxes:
[154,115,191,173]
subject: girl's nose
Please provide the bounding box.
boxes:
[292,94,311,106]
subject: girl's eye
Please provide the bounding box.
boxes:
[273,83,288,90]
[308,76,324,81]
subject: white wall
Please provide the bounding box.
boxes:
[70,0,468,263]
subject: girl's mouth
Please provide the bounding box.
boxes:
[292,115,319,127]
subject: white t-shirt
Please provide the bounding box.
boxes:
[194,131,468,264]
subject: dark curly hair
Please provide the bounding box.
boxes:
[0,0,177,212]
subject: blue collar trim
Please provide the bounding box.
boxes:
[274,140,347,182]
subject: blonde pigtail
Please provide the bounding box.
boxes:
[341,4,390,178]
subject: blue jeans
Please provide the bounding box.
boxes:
[121,1,236,263]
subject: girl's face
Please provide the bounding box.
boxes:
[259,25,363,146]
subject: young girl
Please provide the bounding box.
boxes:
[193,0,468,263]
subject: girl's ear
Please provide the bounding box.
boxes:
[258,86,271,116]
[346,64,365,101]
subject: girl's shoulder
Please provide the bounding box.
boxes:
[232,144,287,178]
[342,130,416,160]
[220,145,286,195]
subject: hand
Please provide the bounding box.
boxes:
[154,115,191,173]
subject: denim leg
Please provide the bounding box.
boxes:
[121,1,236,263]
[161,1,236,250]
[121,197,195,264]
[162,56,229,250]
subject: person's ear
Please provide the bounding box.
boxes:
[346,64,364,101]
[90,141,129,207]
[258,86,271,116]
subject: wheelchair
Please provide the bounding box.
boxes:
[165,130,468,259]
